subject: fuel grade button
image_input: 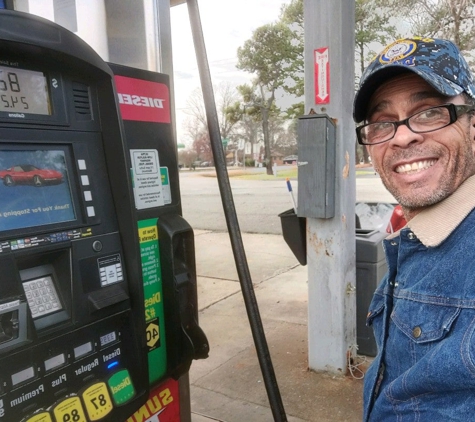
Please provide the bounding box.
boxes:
[81,382,113,420]
[52,396,87,422]
[107,369,135,405]
[22,411,53,422]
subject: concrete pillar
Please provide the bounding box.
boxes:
[304,0,356,374]
[14,0,109,60]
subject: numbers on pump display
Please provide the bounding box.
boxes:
[0,72,20,91]
[0,72,29,110]
[0,94,29,110]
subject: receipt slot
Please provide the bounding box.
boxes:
[0,10,149,422]
[109,64,209,421]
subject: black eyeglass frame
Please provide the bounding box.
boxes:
[356,103,475,146]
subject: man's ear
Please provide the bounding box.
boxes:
[471,113,475,154]
[367,145,378,173]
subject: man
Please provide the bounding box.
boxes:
[353,37,475,421]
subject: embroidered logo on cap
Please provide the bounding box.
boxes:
[379,40,418,64]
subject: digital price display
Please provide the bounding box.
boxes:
[0,66,51,115]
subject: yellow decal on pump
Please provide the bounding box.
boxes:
[52,396,87,422]
[24,411,53,422]
[146,321,160,349]
[82,382,113,421]
[138,226,158,243]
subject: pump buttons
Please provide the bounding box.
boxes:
[92,241,103,252]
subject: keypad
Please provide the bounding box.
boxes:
[23,276,62,318]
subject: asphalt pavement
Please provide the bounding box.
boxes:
[179,166,395,235]
[182,168,392,421]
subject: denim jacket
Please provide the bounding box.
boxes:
[364,175,475,421]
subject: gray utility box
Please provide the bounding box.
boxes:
[297,114,336,219]
[356,229,388,357]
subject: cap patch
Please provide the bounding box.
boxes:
[379,40,417,66]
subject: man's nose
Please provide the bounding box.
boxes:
[389,122,424,147]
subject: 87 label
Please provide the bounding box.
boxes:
[82,382,113,421]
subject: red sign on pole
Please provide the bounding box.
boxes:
[314,47,330,104]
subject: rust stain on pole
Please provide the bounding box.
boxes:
[342,151,350,178]
[308,230,334,257]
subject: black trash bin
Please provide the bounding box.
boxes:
[355,228,387,357]
[278,208,307,266]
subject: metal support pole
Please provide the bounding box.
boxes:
[304,0,357,373]
[186,0,287,420]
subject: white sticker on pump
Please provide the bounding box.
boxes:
[0,299,20,311]
[78,159,87,170]
[74,342,93,359]
[160,167,172,205]
[44,353,66,371]
[130,149,165,209]
[11,366,35,385]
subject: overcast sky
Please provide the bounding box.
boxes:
[170,0,292,143]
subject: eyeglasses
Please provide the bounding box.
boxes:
[356,104,475,146]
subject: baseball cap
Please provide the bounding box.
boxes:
[353,37,475,123]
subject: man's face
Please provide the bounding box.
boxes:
[366,73,475,219]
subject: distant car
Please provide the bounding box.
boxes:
[200,161,210,167]
[283,155,298,165]
[0,164,63,187]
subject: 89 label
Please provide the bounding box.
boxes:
[52,397,87,422]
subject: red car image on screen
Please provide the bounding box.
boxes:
[0,164,63,187]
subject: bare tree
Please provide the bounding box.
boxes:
[182,82,241,161]
[178,149,198,170]
[393,0,475,53]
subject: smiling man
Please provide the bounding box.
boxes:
[353,37,475,421]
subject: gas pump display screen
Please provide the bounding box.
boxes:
[0,149,76,231]
[0,66,51,115]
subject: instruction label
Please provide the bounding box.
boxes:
[138,219,167,383]
[130,149,164,209]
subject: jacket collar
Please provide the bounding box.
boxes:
[393,174,475,247]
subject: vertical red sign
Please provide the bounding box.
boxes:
[114,75,171,123]
[314,47,330,104]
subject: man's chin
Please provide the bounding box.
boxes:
[394,189,448,210]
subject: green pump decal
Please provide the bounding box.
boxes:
[138,218,167,384]
[160,167,172,204]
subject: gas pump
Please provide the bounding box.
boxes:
[0,10,150,422]
[110,63,209,422]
